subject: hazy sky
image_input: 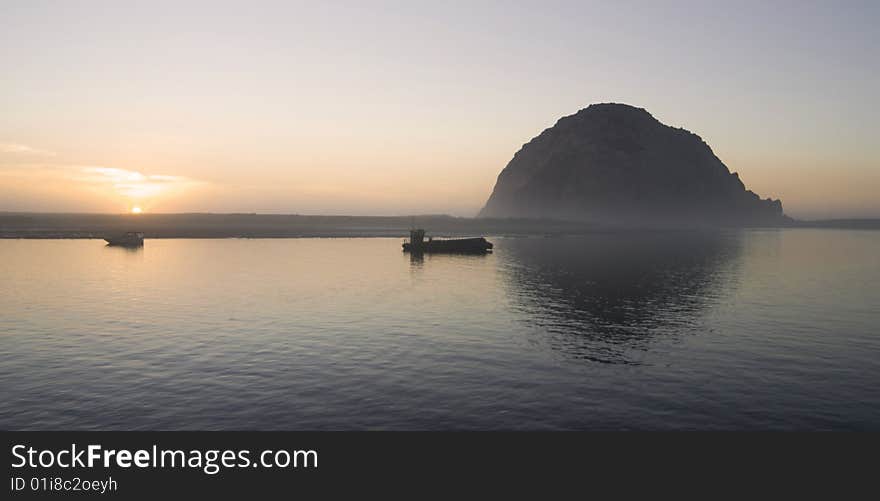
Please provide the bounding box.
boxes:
[1,0,877,218]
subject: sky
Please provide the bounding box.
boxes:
[1,0,878,219]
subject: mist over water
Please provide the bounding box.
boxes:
[1,230,878,430]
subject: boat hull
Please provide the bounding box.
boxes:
[402,237,493,254]
[104,239,143,247]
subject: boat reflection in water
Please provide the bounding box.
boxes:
[402,229,493,254]
[104,232,144,247]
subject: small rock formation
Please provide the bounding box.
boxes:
[479,103,786,226]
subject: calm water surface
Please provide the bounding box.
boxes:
[1,230,878,430]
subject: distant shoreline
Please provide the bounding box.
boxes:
[1,212,878,239]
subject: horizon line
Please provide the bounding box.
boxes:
[2,210,880,223]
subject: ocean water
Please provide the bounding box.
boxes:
[1,229,878,430]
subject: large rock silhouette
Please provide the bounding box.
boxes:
[479,103,786,225]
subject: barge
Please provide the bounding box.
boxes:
[402,229,492,254]
[104,232,144,247]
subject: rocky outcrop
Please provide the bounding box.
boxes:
[479,103,786,226]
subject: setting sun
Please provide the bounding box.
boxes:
[131,207,143,214]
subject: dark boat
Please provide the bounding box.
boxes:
[104,232,144,247]
[402,229,493,254]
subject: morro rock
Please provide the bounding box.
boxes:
[479,103,786,225]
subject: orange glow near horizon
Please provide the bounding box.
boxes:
[131,207,143,214]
